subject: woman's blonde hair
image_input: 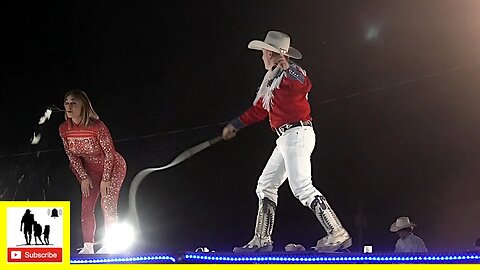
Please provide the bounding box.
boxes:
[64,90,99,126]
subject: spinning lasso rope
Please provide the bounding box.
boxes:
[127,135,224,232]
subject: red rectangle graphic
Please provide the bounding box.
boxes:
[8,247,62,263]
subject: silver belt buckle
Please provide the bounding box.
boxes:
[278,123,292,135]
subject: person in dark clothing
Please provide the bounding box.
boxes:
[33,221,44,245]
[43,225,50,245]
[20,209,34,245]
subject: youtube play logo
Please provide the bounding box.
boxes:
[10,250,21,260]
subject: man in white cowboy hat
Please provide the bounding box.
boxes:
[222,30,351,253]
[390,216,428,253]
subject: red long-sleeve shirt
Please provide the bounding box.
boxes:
[236,63,312,129]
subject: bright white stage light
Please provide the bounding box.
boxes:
[102,223,136,252]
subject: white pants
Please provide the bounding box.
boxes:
[256,126,322,207]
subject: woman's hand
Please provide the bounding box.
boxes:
[100,180,111,197]
[81,177,93,197]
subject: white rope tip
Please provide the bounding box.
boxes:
[31,132,41,145]
[38,109,52,124]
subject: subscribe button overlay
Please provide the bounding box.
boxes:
[8,247,62,263]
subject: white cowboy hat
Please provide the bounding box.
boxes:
[248,30,302,59]
[390,216,417,232]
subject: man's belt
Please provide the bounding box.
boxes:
[275,120,313,136]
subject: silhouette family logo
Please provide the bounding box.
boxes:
[7,207,64,263]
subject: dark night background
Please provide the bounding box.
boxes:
[1,0,480,253]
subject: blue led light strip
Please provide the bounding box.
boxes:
[70,253,480,264]
[70,255,176,264]
[184,253,480,264]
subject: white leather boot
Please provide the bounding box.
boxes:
[233,198,276,253]
[78,242,94,255]
[310,195,352,252]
